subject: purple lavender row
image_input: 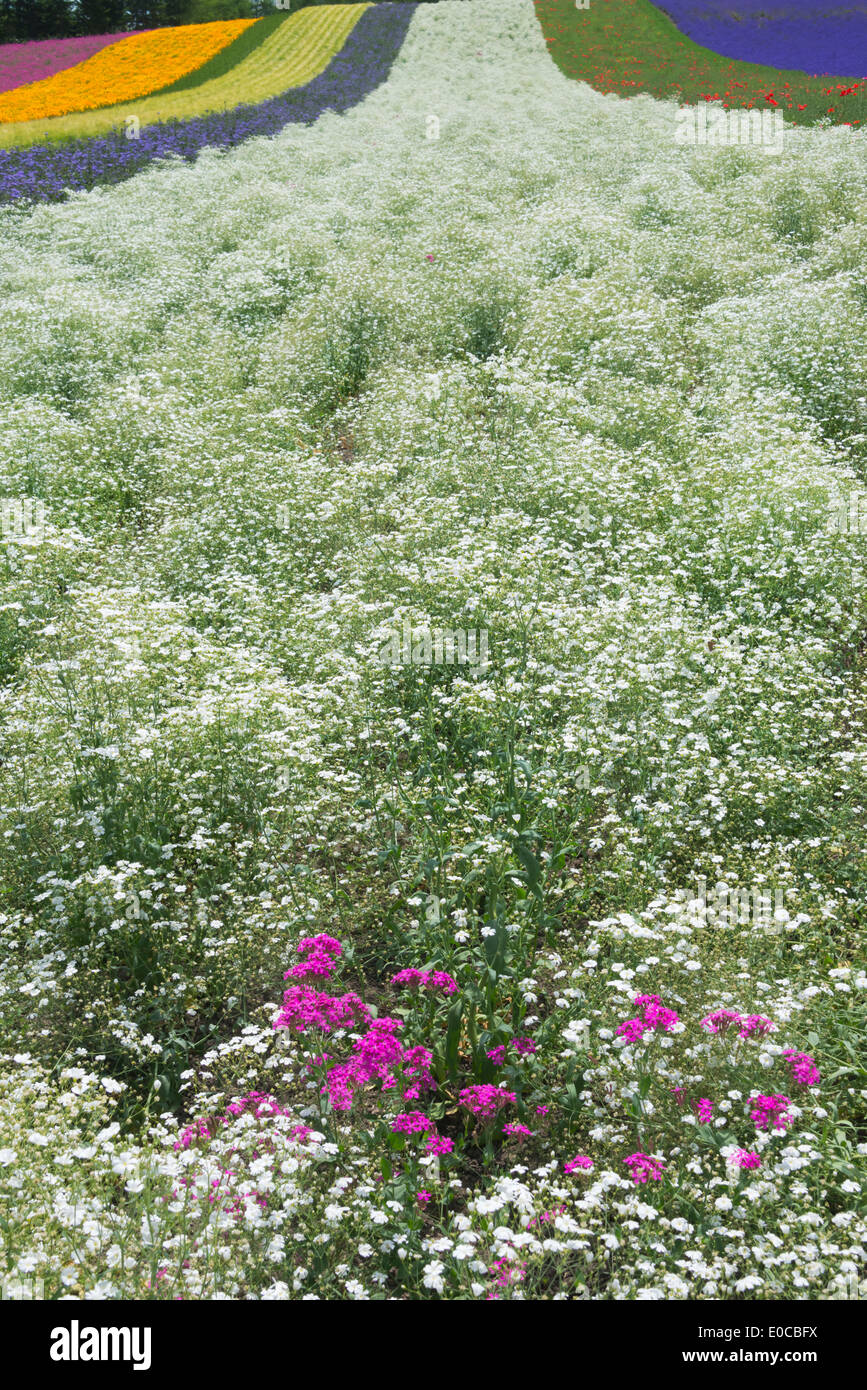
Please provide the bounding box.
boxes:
[654,1,867,78]
[0,4,417,207]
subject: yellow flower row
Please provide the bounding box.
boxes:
[0,8,369,149]
[0,20,256,125]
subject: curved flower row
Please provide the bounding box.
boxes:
[0,8,368,147]
[0,4,416,205]
[0,32,138,96]
[0,20,255,125]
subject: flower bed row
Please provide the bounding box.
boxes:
[0,4,416,205]
[0,32,138,96]
[0,21,254,125]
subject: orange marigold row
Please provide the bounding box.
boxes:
[0,20,255,125]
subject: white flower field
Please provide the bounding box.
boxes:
[0,0,866,1302]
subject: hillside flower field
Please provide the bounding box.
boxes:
[0,8,372,149]
[0,32,143,96]
[0,0,866,1303]
[0,20,255,126]
[0,6,414,206]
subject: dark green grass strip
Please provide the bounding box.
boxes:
[156,13,285,98]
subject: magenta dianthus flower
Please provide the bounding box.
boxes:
[701,1008,743,1035]
[642,999,679,1031]
[391,1110,435,1135]
[618,994,679,1043]
[284,954,337,982]
[402,1043,437,1095]
[616,1017,647,1044]
[459,1085,516,1121]
[738,1014,774,1039]
[623,1152,665,1184]
[273,985,371,1035]
[783,1049,820,1087]
[750,1093,792,1131]
[285,935,343,983]
[296,934,342,960]
[426,1134,454,1155]
[426,971,458,995]
[729,1149,762,1170]
[391,968,427,991]
[564,1154,594,1174]
[324,1017,404,1110]
[392,967,458,996]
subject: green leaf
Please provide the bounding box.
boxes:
[514,841,543,897]
[445,997,463,1080]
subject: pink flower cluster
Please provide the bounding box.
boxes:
[486,1036,538,1064]
[459,1084,517,1121]
[174,1091,298,1152]
[617,993,679,1043]
[783,1049,820,1086]
[275,938,443,1118]
[426,1134,454,1155]
[623,1152,666,1184]
[564,1153,594,1174]
[174,1117,211,1151]
[503,1122,534,1139]
[694,1097,714,1124]
[284,934,343,984]
[391,967,458,996]
[391,1109,435,1134]
[750,1093,792,1131]
[729,1149,762,1170]
[701,1008,773,1039]
[487,1256,526,1298]
[273,984,370,1034]
[223,1091,290,1122]
[391,1111,456,1157]
[326,1017,435,1111]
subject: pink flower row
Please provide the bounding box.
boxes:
[564,1146,762,1180]
[617,994,820,1089]
[0,32,142,96]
